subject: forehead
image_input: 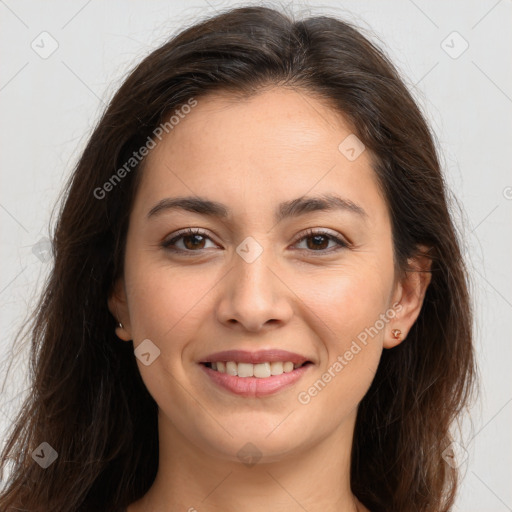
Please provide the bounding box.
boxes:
[135,87,387,226]
[153,87,357,161]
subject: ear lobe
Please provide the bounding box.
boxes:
[383,325,404,349]
[108,277,132,341]
[384,245,433,349]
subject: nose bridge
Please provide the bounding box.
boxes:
[216,235,292,331]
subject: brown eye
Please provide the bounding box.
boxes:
[162,228,216,253]
[294,229,349,253]
[161,227,349,256]
[182,233,206,250]
[305,234,330,250]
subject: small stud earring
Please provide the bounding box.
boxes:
[391,329,401,340]
[118,322,123,329]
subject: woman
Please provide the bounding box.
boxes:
[0,5,476,512]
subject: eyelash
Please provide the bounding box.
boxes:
[161,227,349,256]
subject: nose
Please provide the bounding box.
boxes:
[216,244,294,332]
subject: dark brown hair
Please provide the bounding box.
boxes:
[0,5,476,511]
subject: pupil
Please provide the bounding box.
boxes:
[185,235,204,250]
[308,235,327,250]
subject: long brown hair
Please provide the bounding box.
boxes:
[0,5,476,511]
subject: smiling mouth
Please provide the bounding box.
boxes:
[201,360,313,378]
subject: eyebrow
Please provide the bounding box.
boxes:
[146,193,368,224]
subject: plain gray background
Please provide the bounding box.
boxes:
[1,0,511,510]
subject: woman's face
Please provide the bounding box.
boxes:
[111,87,411,462]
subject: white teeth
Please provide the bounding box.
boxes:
[270,361,283,375]
[226,361,238,376]
[237,362,253,377]
[283,361,294,373]
[254,362,271,378]
[209,361,304,378]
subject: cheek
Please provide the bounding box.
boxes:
[295,265,390,344]
[291,268,388,403]
[124,251,216,341]
[123,256,212,394]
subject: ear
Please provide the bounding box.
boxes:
[107,276,132,341]
[385,244,433,349]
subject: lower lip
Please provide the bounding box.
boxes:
[199,363,312,398]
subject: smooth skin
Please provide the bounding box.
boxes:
[109,87,431,512]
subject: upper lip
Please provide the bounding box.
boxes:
[200,349,312,365]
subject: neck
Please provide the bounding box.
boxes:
[129,408,367,512]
